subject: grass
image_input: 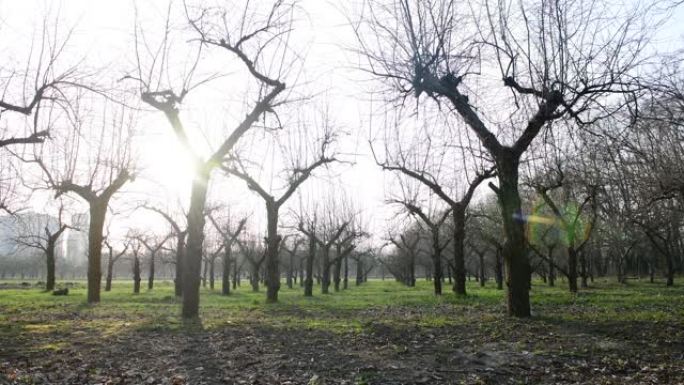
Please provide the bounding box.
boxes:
[2,277,683,384]
[1,277,682,334]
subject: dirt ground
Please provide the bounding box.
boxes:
[2,303,683,385]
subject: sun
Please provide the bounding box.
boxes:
[142,135,197,200]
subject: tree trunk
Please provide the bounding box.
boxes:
[182,169,210,318]
[250,263,260,292]
[46,244,56,292]
[299,256,305,287]
[665,250,675,287]
[343,252,349,290]
[105,248,114,292]
[222,246,231,295]
[133,256,141,294]
[333,244,342,292]
[233,258,239,290]
[265,203,281,303]
[209,257,215,290]
[356,258,363,286]
[478,252,486,287]
[148,254,155,290]
[432,232,443,295]
[322,247,331,294]
[174,233,185,297]
[579,250,588,288]
[568,247,578,293]
[547,245,556,287]
[286,251,294,289]
[452,206,467,295]
[496,152,531,317]
[494,248,503,290]
[87,202,107,304]
[447,264,452,284]
[202,259,208,288]
[305,235,315,296]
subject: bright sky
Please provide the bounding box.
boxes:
[0,0,394,246]
[1,0,682,248]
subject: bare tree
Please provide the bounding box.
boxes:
[236,235,266,292]
[223,134,336,302]
[14,203,71,291]
[208,212,247,295]
[27,93,136,303]
[355,0,666,316]
[140,204,187,296]
[127,238,143,294]
[298,211,351,294]
[297,211,319,297]
[103,238,129,292]
[0,13,80,149]
[281,236,304,290]
[387,228,422,287]
[131,1,296,318]
[138,232,172,290]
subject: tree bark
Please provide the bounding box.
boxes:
[175,233,185,297]
[209,257,215,290]
[496,152,531,317]
[333,244,342,292]
[478,252,486,287]
[182,169,210,318]
[133,256,141,294]
[343,252,349,290]
[87,202,107,303]
[286,250,294,289]
[580,250,588,288]
[148,254,155,290]
[322,246,331,294]
[452,206,467,295]
[356,258,364,286]
[233,258,239,290]
[568,247,578,293]
[432,232,443,295]
[665,250,675,286]
[265,203,281,302]
[105,248,114,292]
[305,234,315,296]
[222,246,231,295]
[46,244,56,292]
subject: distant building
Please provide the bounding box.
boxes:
[65,213,89,264]
[0,212,62,256]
